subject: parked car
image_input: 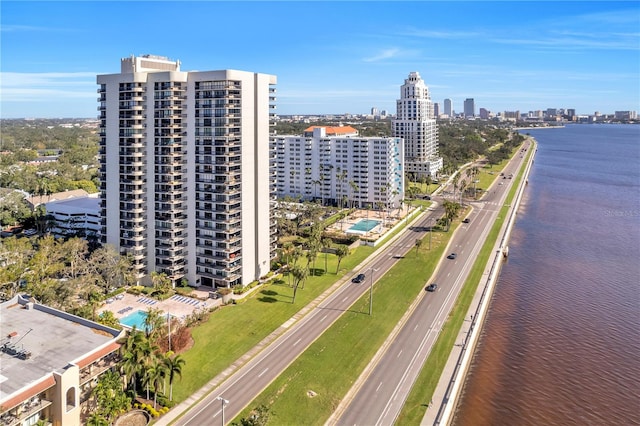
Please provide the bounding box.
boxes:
[426,283,438,292]
[447,253,457,260]
[352,273,366,283]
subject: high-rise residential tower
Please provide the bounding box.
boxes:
[97,55,277,288]
[444,98,453,117]
[464,98,475,117]
[392,72,443,178]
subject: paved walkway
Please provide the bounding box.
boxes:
[98,288,218,323]
[421,139,535,425]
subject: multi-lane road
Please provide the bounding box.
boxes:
[169,141,530,426]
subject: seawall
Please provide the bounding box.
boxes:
[422,138,537,425]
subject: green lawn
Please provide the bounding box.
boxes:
[397,142,533,424]
[232,143,531,424]
[232,224,452,424]
[170,245,374,403]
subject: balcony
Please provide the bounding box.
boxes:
[79,353,119,385]
[1,397,53,426]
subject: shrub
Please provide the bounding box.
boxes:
[127,286,144,296]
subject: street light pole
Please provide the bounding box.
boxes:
[216,396,229,425]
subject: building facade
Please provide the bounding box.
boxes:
[97,55,277,288]
[392,72,443,178]
[443,98,453,116]
[44,195,101,241]
[274,126,404,210]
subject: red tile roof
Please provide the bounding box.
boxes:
[75,341,121,369]
[304,126,358,136]
[1,375,55,412]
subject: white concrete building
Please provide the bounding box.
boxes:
[97,55,277,288]
[1,294,124,426]
[44,194,101,241]
[393,72,443,179]
[274,126,404,210]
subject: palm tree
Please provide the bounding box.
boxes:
[335,246,350,274]
[291,265,308,304]
[322,237,332,275]
[349,180,359,209]
[147,359,167,409]
[163,353,185,401]
[119,327,147,394]
[143,307,166,340]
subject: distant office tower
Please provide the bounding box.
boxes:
[97,55,277,288]
[371,107,379,117]
[464,98,475,118]
[392,72,443,178]
[444,98,452,116]
[274,126,404,209]
[433,102,440,118]
[479,108,489,119]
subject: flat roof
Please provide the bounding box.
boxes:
[0,295,120,402]
[46,196,100,212]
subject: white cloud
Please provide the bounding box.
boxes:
[0,72,97,101]
[363,48,401,62]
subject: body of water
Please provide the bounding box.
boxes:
[453,124,640,425]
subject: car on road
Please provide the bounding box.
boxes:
[462,218,470,223]
[447,253,457,260]
[352,273,366,283]
[426,283,438,292]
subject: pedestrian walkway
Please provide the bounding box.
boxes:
[421,138,535,425]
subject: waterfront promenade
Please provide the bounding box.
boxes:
[422,138,536,425]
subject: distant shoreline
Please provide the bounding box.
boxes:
[513,125,564,130]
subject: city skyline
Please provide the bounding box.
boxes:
[1,1,639,118]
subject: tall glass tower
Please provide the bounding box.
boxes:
[392,72,443,178]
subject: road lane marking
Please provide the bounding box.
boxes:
[258,368,269,378]
[293,338,301,346]
[397,350,403,358]
[376,382,383,392]
[320,314,328,322]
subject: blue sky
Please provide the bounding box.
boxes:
[1,1,639,118]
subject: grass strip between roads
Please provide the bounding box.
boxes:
[170,245,375,403]
[232,223,452,425]
[398,145,531,424]
[232,149,529,424]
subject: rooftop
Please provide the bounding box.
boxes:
[0,295,121,403]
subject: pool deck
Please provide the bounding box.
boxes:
[327,205,410,239]
[98,288,219,323]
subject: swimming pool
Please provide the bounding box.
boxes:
[347,219,381,233]
[120,310,150,330]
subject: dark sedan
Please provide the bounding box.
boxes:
[352,273,366,283]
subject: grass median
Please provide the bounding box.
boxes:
[232,147,531,424]
[397,143,533,424]
[231,224,453,424]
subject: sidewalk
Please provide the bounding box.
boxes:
[421,139,536,425]
[155,204,432,425]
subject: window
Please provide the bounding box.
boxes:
[66,387,76,411]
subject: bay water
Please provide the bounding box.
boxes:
[452,124,640,425]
